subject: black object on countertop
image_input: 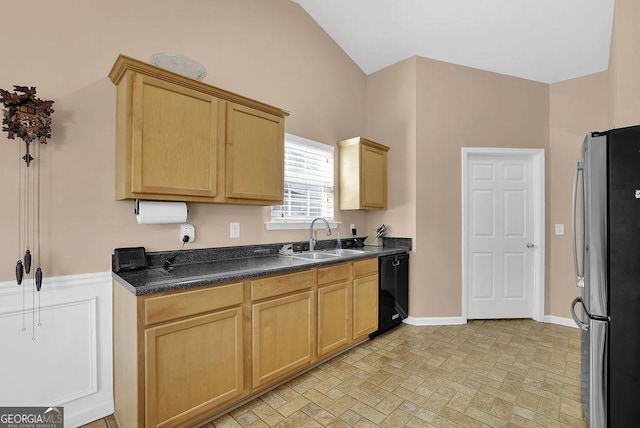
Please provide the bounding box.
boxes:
[113,247,148,273]
[370,253,409,338]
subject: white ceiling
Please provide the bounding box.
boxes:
[292,0,615,84]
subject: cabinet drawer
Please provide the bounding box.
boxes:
[317,263,352,286]
[251,270,314,301]
[354,258,378,278]
[144,282,243,326]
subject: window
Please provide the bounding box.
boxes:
[270,134,334,224]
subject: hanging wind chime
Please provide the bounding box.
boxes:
[1,85,54,340]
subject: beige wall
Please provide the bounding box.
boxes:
[1,0,623,322]
[365,57,418,311]
[364,3,625,321]
[0,0,369,280]
[609,0,640,125]
[548,72,609,318]
[366,58,417,240]
[367,58,609,320]
[415,57,550,317]
[366,56,550,318]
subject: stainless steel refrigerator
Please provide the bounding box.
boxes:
[570,125,640,427]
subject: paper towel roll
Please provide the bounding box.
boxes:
[136,201,188,224]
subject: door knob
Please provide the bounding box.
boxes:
[526,243,535,248]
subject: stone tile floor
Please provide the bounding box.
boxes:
[83,320,587,427]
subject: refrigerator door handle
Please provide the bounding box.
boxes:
[572,158,585,288]
[571,296,589,331]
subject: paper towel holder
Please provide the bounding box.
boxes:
[133,199,190,216]
[134,199,140,215]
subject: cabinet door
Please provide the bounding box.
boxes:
[145,308,243,428]
[226,103,284,203]
[353,274,379,339]
[318,281,352,357]
[132,74,219,198]
[252,291,314,388]
[361,144,387,209]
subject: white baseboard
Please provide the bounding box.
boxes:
[545,315,579,328]
[64,399,114,428]
[0,271,113,427]
[404,316,467,326]
[404,315,578,328]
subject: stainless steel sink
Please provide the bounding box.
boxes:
[288,249,366,261]
[288,251,341,260]
[319,249,366,256]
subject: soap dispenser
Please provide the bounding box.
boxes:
[336,232,342,250]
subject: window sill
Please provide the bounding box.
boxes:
[265,220,341,231]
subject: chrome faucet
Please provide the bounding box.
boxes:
[309,217,332,251]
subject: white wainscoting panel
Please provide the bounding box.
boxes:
[0,272,113,427]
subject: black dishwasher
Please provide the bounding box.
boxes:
[370,253,409,338]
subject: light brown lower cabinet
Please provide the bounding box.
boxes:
[250,269,315,389]
[317,263,353,357]
[113,256,383,428]
[113,282,245,428]
[353,258,379,339]
[251,290,314,388]
[145,308,243,428]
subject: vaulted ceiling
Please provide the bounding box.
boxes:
[292,0,614,83]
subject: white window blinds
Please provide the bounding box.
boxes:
[271,134,334,221]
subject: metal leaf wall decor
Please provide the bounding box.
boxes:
[1,85,54,340]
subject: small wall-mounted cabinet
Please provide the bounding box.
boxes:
[337,137,389,210]
[109,55,288,206]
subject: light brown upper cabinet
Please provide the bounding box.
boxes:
[109,55,289,205]
[337,137,389,210]
[226,103,284,203]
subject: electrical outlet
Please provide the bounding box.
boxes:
[350,223,356,236]
[230,222,240,238]
[180,223,195,243]
[554,224,565,236]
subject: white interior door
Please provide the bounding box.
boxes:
[466,153,535,319]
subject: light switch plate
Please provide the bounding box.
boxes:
[555,224,565,235]
[230,222,240,238]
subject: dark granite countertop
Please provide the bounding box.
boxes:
[112,237,411,296]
